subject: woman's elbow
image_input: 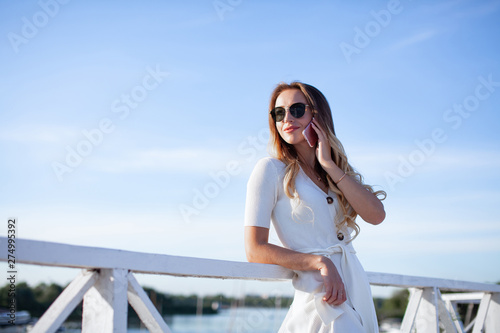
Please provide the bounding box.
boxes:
[245,242,270,263]
[367,208,386,225]
[245,244,260,263]
[246,251,258,263]
[244,226,270,263]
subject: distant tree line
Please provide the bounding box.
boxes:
[0,281,424,323]
[0,281,295,321]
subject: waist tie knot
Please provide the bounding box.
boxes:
[291,243,377,332]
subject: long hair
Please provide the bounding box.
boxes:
[268,81,386,239]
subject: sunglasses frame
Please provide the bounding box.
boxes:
[270,103,310,122]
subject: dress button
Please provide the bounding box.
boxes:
[337,232,344,241]
[326,197,333,204]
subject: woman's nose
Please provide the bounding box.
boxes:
[282,109,294,122]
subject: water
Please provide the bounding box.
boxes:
[163,307,288,333]
[58,307,289,333]
[2,309,399,332]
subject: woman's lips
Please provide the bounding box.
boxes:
[283,126,299,133]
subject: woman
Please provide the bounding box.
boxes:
[244,82,386,332]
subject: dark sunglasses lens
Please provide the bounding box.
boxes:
[290,103,306,118]
[271,104,306,122]
[272,107,286,122]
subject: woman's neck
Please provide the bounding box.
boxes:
[294,142,316,168]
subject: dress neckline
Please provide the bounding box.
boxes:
[298,165,330,195]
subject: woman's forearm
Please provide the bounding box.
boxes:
[245,228,325,271]
[323,162,386,225]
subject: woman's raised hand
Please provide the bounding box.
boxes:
[317,256,347,306]
[311,119,334,169]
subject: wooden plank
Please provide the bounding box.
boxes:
[82,269,128,333]
[30,270,98,333]
[127,273,172,333]
[3,236,500,331]
[444,298,465,333]
[414,287,439,333]
[8,237,293,281]
[400,288,423,333]
[366,271,500,293]
[465,303,475,328]
[4,237,500,293]
[436,289,459,333]
[441,292,484,302]
[472,292,491,333]
[485,292,500,332]
[464,319,476,332]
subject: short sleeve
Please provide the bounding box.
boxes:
[244,158,279,229]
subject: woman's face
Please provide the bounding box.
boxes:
[274,89,313,146]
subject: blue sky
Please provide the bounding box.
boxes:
[1,0,499,298]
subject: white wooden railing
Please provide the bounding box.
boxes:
[1,236,499,332]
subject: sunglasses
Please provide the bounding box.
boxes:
[270,103,309,122]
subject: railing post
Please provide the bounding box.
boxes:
[82,268,129,333]
[473,292,492,333]
[401,287,423,332]
[29,269,99,333]
[442,295,465,332]
[485,292,500,332]
[414,287,439,333]
[436,289,459,333]
[127,272,172,333]
[3,237,500,333]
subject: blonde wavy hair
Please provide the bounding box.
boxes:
[268,81,386,239]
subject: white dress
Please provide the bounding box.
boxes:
[244,157,379,333]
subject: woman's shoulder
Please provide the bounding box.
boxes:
[253,157,286,173]
[248,157,286,183]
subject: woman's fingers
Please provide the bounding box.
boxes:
[318,256,346,306]
[325,278,346,305]
[323,283,333,301]
[321,277,346,305]
[332,289,347,305]
[325,285,346,305]
[311,120,333,166]
[311,120,326,141]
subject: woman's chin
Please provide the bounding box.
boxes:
[286,138,309,147]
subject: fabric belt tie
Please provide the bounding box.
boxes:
[292,243,376,332]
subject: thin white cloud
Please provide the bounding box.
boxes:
[0,123,268,174]
[418,0,468,15]
[349,145,500,177]
[387,30,437,52]
[88,147,258,173]
[356,218,500,255]
[453,0,500,19]
[358,236,500,255]
[0,124,79,144]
